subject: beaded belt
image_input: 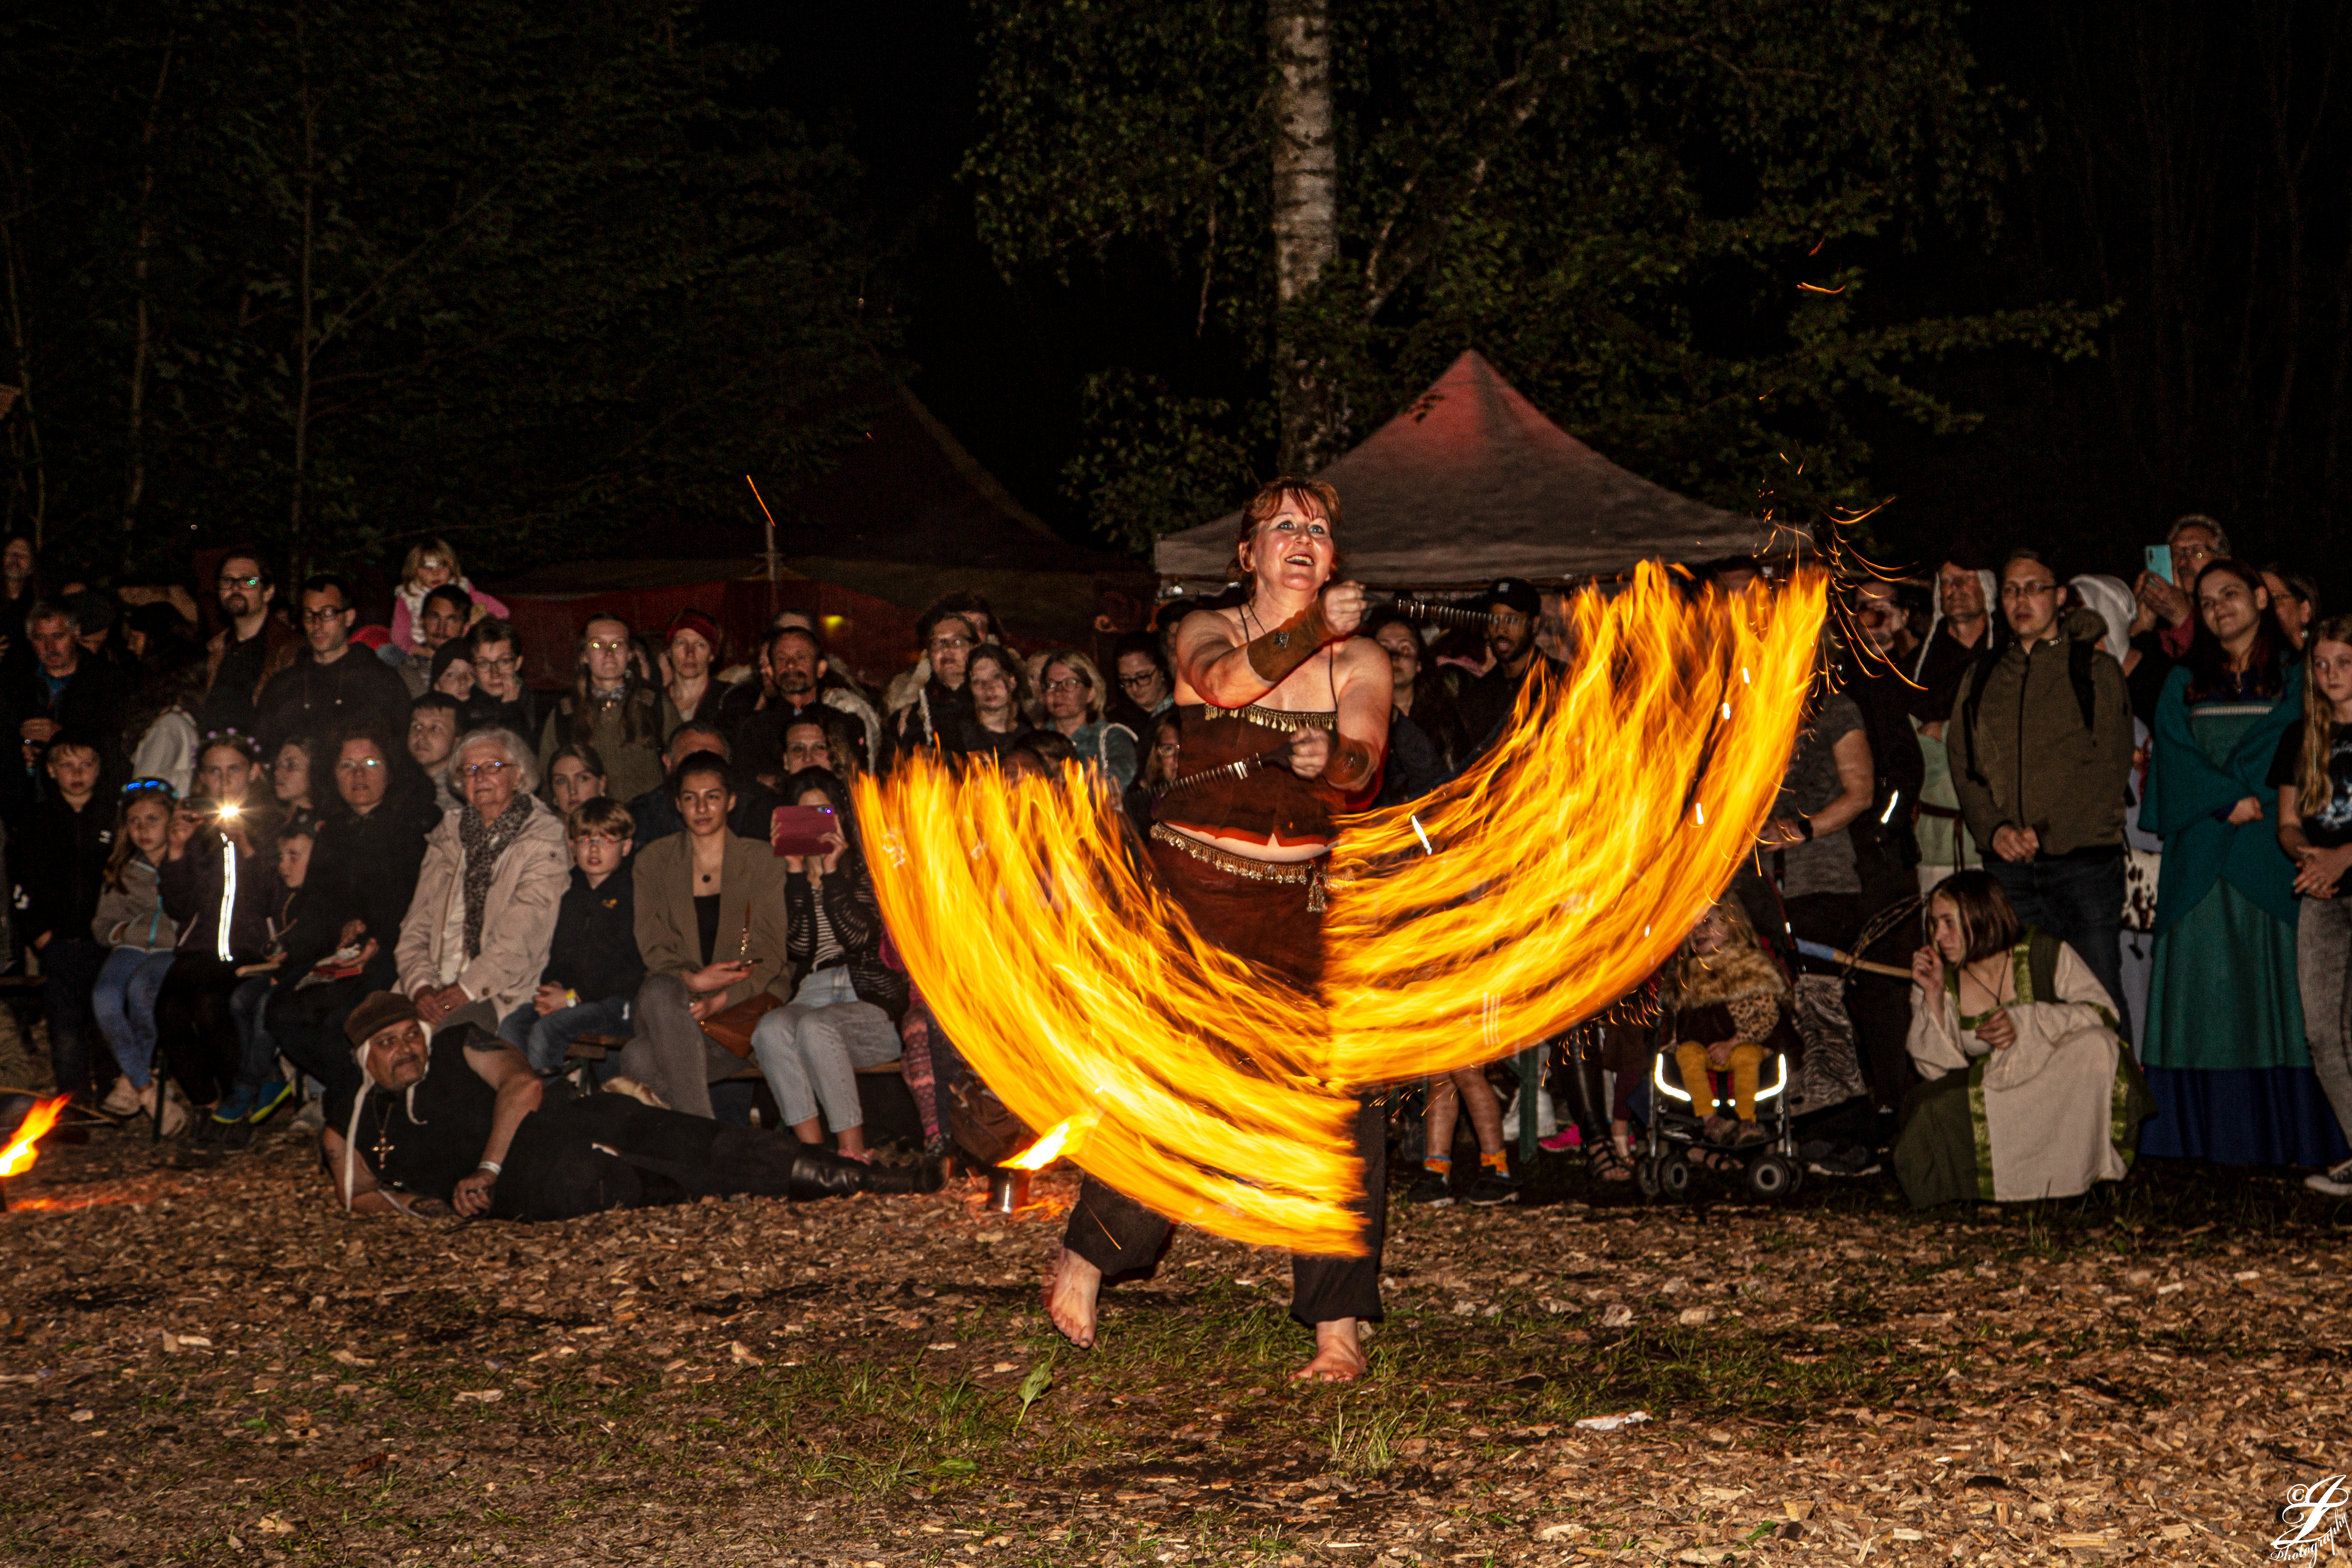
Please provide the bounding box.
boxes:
[1150,822,1335,911]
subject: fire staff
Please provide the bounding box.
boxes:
[1042,477,1392,1382]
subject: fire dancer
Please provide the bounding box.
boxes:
[1043,477,1391,1382]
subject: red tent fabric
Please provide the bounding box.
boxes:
[1153,350,1790,586]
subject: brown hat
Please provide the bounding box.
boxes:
[345,990,422,1049]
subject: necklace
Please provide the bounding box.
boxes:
[370,1097,398,1166]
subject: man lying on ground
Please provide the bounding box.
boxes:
[321,991,932,1220]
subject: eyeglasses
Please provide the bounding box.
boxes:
[585,638,629,655]
[217,573,264,589]
[929,635,973,653]
[1042,676,1084,695]
[1117,672,1161,691]
[474,655,517,673]
[335,757,383,773]
[300,607,348,625]
[458,761,513,780]
[1998,582,2057,600]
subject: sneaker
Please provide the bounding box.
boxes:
[100,1079,143,1118]
[246,1079,293,1124]
[1404,1170,1454,1207]
[2306,1158,2352,1197]
[289,1096,326,1134]
[1537,1127,1583,1153]
[1464,1168,1522,1206]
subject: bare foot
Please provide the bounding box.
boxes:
[1290,1318,1369,1382]
[1043,1246,1102,1349]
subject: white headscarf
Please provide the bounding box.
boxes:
[2070,574,2136,664]
[341,1022,434,1213]
[1911,566,1998,683]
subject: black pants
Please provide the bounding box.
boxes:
[1065,1091,1387,1327]
[38,937,108,1097]
[501,1091,821,1221]
[265,978,367,1110]
[155,954,246,1105]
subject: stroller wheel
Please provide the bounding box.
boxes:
[1633,1156,1662,1199]
[1746,1151,1797,1200]
[1656,1149,1692,1199]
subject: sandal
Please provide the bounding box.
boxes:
[1691,1146,1745,1174]
[1587,1141,1634,1183]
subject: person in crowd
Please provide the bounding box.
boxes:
[395,729,569,1037]
[269,734,329,833]
[1406,1061,1516,1206]
[613,750,792,1118]
[2133,514,2230,664]
[2140,559,2342,1165]
[538,614,666,804]
[1,534,42,676]
[154,785,284,1118]
[392,584,477,697]
[13,737,117,1101]
[464,619,535,742]
[957,642,1036,765]
[189,731,265,816]
[1124,712,1182,837]
[1105,631,1173,737]
[1364,609,1462,804]
[256,574,409,753]
[1662,897,1799,1155]
[122,661,204,801]
[2275,614,2352,1195]
[499,796,642,1073]
[2260,566,2320,653]
[658,610,722,736]
[1048,477,1391,1384]
[206,824,314,1141]
[547,743,608,816]
[733,624,883,778]
[763,715,849,794]
[1453,579,1556,760]
[408,692,463,809]
[1946,549,2136,1036]
[1907,552,1998,727]
[9,600,132,801]
[748,766,907,1160]
[1897,870,2151,1204]
[885,591,1001,719]
[430,639,476,705]
[90,781,182,1128]
[388,538,505,658]
[1027,648,1138,789]
[324,994,926,1219]
[626,723,781,845]
[1758,674,1883,1140]
[886,607,980,765]
[1852,578,1919,665]
[200,550,299,741]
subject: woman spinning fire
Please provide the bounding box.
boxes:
[1043,477,1393,1382]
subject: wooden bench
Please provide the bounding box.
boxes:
[562,1035,916,1142]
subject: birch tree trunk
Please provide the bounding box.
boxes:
[1267,0,1338,474]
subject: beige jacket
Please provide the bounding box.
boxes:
[632,830,795,1009]
[394,797,571,1019]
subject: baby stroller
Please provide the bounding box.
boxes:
[1634,1038,1803,1201]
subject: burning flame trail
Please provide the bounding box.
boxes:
[861,565,1828,1252]
[0,1095,69,1179]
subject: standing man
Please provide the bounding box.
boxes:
[1947,549,2136,1032]
[1453,579,1557,760]
[1908,552,1998,733]
[201,550,300,740]
[1044,477,1391,1384]
[395,584,477,698]
[10,602,131,800]
[256,575,410,752]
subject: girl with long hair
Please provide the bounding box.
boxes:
[2274,612,2352,1192]
[91,784,183,1130]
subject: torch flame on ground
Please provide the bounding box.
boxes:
[1003,1111,1099,1171]
[0,1095,69,1179]
[861,564,1828,1253]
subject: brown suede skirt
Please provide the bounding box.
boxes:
[1147,826,1325,995]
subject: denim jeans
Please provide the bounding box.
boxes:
[39,938,109,1097]
[1987,851,2129,1040]
[498,995,632,1074]
[231,975,279,1092]
[749,966,900,1133]
[92,947,175,1089]
[2297,893,2352,1144]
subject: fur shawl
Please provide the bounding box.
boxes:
[1668,938,1787,1010]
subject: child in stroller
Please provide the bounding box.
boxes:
[1638,897,1805,1200]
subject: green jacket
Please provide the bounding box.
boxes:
[1946,607,2133,857]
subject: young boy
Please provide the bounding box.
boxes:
[14,738,114,1102]
[498,796,643,1072]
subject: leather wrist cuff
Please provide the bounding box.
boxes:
[1244,597,1335,684]
[1325,735,1377,792]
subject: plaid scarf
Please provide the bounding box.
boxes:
[457,793,533,961]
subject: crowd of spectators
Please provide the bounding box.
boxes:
[7,508,2352,1222]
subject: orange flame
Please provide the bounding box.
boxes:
[1004,1111,1098,1170]
[861,564,1828,1252]
[0,1095,69,1179]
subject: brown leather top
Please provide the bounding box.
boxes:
[1156,703,1341,848]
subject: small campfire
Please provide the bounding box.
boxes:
[0,1095,69,1207]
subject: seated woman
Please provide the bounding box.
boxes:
[1660,897,1799,1154]
[614,751,792,1117]
[1896,870,2154,1206]
[1028,648,1139,789]
[954,643,1038,765]
[547,742,608,816]
[749,767,908,1159]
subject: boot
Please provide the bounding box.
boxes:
[784,1149,942,1200]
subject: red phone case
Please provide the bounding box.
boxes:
[770,804,837,857]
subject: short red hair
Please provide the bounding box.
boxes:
[1229,477,1342,581]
